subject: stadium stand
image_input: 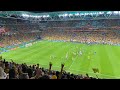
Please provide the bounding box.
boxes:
[0,59,96,79]
[0,11,120,79]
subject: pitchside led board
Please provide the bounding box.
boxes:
[0,11,120,79]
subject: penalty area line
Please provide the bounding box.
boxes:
[68,58,76,70]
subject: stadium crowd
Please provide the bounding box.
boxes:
[1,17,120,79]
[1,17,120,47]
[41,29,120,45]
[41,19,120,45]
[0,17,42,47]
[0,59,97,79]
[0,32,41,47]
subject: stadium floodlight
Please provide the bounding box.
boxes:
[36,16,40,18]
[75,13,80,16]
[113,11,119,14]
[68,14,73,17]
[92,12,97,15]
[58,14,62,17]
[33,16,38,18]
[107,11,112,14]
[85,13,91,15]
[64,14,68,17]
[46,15,50,17]
[89,13,93,15]
[119,11,120,14]
[43,15,47,18]
[98,12,104,15]
[80,13,84,16]
[84,13,88,15]
[31,15,34,18]
[40,16,43,18]
[37,16,42,18]
[29,15,33,17]
[22,14,29,17]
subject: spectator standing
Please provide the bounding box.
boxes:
[9,67,16,79]
[0,67,7,79]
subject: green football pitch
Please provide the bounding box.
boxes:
[1,40,120,79]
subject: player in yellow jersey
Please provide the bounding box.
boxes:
[0,56,2,60]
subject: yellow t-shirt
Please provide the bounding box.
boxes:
[51,75,57,79]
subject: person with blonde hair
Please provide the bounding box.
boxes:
[0,67,7,79]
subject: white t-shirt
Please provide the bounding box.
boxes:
[0,67,7,79]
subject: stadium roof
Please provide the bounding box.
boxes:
[0,11,120,21]
[28,11,55,13]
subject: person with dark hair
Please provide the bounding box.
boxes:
[19,73,29,79]
[3,59,5,63]
[32,68,42,79]
[39,74,50,79]
[70,74,74,79]
[4,62,10,74]
[1,58,101,79]
[27,66,33,78]
[56,71,60,79]
[22,64,27,73]
[86,73,89,78]
[37,64,39,68]
[9,67,16,79]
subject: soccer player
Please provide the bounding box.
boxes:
[94,52,96,55]
[79,51,82,56]
[88,56,90,60]
[0,56,2,60]
[72,57,74,61]
[66,52,68,60]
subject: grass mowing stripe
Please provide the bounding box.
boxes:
[52,42,74,70]
[99,45,114,78]
[1,40,48,59]
[86,45,97,77]
[30,41,64,64]
[90,45,102,78]
[27,41,66,68]
[17,41,52,64]
[107,45,120,78]
[74,45,91,74]
[65,44,88,74]
[20,42,62,65]
[1,41,50,63]
[41,41,72,69]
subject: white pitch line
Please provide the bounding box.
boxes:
[68,58,76,70]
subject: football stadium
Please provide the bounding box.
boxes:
[0,11,120,79]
